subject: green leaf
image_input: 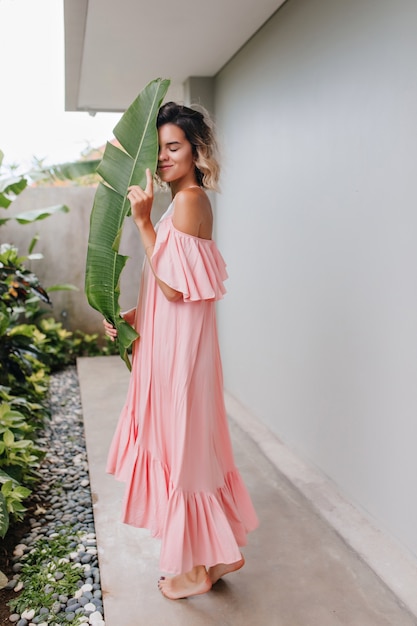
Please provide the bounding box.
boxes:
[85,77,170,368]
[0,204,70,226]
[13,485,31,498]
[0,469,18,485]
[0,492,9,539]
[0,175,28,208]
[9,501,26,514]
[8,324,38,339]
[28,234,40,254]
[0,307,10,336]
[46,283,78,292]
[3,430,14,446]
[1,481,13,496]
[30,158,101,183]
[13,440,32,449]
[12,205,70,224]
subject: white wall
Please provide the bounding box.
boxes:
[214,0,417,559]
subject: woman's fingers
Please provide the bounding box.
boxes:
[145,168,154,196]
[128,167,153,198]
[128,169,154,200]
[103,318,117,341]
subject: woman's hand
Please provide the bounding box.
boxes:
[127,168,154,227]
[103,319,118,341]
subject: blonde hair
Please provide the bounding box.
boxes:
[156,102,220,191]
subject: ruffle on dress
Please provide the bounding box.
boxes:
[122,445,258,574]
[151,216,228,302]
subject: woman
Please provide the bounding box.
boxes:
[104,102,258,600]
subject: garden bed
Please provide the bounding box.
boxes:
[0,366,104,626]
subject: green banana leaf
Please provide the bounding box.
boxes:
[0,175,28,209]
[85,77,170,369]
[0,159,100,223]
[29,158,102,184]
[0,204,70,226]
[0,491,9,539]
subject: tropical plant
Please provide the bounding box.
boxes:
[0,386,46,429]
[0,400,45,538]
[85,77,170,369]
[0,479,31,538]
[0,419,44,485]
[0,148,101,225]
[37,317,119,370]
[0,148,114,545]
[0,243,51,397]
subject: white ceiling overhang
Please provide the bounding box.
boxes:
[64,0,286,113]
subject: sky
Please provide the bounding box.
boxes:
[0,0,122,170]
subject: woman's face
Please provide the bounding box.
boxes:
[157,123,196,186]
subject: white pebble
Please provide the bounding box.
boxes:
[22,608,36,620]
[0,571,8,589]
[14,580,24,592]
[84,602,96,612]
[13,544,27,557]
[81,583,93,592]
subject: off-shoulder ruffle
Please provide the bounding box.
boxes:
[151,217,228,302]
[121,445,258,574]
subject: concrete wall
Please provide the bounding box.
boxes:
[1,186,169,333]
[214,0,417,559]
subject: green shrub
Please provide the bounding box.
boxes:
[0,150,110,541]
[0,402,45,537]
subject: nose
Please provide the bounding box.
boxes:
[158,146,168,162]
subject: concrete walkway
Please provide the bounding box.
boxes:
[77,356,416,626]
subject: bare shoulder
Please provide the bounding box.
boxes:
[172,188,213,239]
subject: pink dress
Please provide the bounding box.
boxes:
[106,201,258,574]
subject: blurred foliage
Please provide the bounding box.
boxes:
[0,145,117,541]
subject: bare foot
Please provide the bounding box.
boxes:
[158,565,212,600]
[208,554,245,585]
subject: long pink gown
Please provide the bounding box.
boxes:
[106,200,258,575]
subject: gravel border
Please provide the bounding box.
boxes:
[4,366,105,626]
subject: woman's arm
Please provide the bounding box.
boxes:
[128,169,182,302]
